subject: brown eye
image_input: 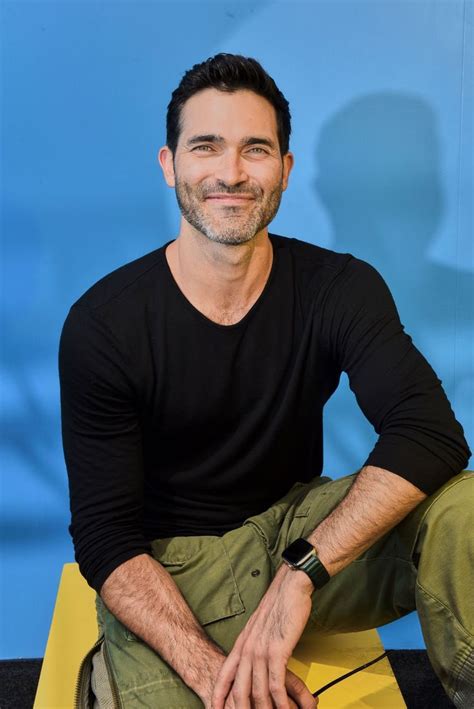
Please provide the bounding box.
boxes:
[247,147,268,155]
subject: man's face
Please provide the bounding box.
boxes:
[160,88,293,245]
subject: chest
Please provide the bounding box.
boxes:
[160,310,293,417]
[196,304,253,326]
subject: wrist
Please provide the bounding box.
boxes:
[281,537,331,590]
[192,648,226,704]
[293,567,316,594]
[278,562,315,595]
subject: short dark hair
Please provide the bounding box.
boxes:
[166,53,291,156]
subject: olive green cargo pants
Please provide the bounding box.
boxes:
[90,470,473,708]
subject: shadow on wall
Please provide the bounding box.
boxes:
[315,93,472,472]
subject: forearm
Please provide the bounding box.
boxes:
[100,553,225,703]
[213,466,425,709]
[307,465,427,577]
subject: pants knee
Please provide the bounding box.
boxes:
[415,472,474,564]
[424,472,473,526]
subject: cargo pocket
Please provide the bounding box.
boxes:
[109,538,246,647]
[150,536,246,628]
[97,539,247,707]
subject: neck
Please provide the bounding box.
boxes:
[165,224,273,312]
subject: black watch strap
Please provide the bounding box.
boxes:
[301,552,331,590]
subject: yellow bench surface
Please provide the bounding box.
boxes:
[34,563,406,708]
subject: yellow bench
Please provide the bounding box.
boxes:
[34,563,406,708]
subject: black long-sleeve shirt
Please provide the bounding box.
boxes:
[59,234,470,592]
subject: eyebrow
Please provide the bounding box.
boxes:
[185,134,277,150]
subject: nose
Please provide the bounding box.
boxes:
[214,149,248,186]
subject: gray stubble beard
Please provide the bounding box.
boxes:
[174,179,284,246]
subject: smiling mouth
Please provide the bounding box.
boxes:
[205,195,255,204]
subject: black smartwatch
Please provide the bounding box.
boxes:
[281,538,330,590]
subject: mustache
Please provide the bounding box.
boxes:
[200,182,263,198]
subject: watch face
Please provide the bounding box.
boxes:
[282,538,314,565]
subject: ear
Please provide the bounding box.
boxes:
[281,152,294,191]
[158,146,176,187]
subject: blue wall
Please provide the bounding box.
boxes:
[1,0,472,658]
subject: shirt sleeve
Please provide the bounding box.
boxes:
[59,304,151,592]
[321,258,470,493]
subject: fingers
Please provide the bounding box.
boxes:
[268,657,291,708]
[225,651,291,709]
[251,656,272,709]
[211,618,263,709]
[228,654,253,709]
[216,656,315,709]
[223,697,237,709]
[285,669,318,709]
[212,650,241,709]
[214,580,313,708]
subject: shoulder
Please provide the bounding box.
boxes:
[270,234,389,303]
[73,246,165,311]
[60,244,169,361]
[71,245,167,314]
[325,256,397,312]
[270,233,352,274]
[271,235,400,324]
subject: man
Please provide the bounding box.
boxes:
[59,54,472,708]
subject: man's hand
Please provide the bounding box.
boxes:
[211,564,317,708]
